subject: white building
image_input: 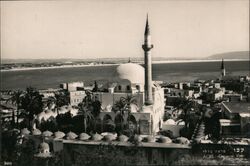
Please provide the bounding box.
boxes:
[94,16,165,135]
[69,90,86,106]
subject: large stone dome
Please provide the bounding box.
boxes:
[114,63,145,84]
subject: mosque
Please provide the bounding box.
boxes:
[93,16,165,135]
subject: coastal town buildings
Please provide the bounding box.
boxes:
[1,14,250,166]
[60,82,86,106]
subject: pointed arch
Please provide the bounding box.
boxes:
[115,114,124,133]
[103,114,115,132]
[127,115,137,133]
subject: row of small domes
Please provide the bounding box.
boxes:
[20,128,190,144]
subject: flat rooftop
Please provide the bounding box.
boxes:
[222,102,250,114]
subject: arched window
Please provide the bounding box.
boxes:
[115,114,124,133]
[136,85,140,90]
[127,115,137,133]
[103,114,114,132]
[126,85,130,91]
[118,85,122,91]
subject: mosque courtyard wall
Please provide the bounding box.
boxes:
[61,140,191,166]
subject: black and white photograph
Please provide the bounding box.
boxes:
[0,0,250,165]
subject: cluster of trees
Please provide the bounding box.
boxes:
[175,99,202,139]
[6,87,43,129]
[4,84,138,136]
[172,98,222,141]
[52,90,102,134]
[5,87,69,130]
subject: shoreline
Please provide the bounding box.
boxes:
[1,59,248,72]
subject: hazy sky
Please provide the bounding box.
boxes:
[1,0,249,59]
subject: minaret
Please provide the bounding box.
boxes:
[142,14,154,105]
[221,58,226,77]
[128,57,131,63]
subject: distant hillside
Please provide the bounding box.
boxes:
[207,51,249,60]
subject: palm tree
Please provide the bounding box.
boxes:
[77,91,96,132]
[177,98,193,127]
[48,90,70,115]
[178,98,202,139]
[78,101,94,133]
[113,95,137,132]
[6,90,24,128]
[21,87,43,129]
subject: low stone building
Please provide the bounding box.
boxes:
[221,102,250,136]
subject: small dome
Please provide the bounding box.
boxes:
[42,130,53,137]
[144,135,155,142]
[39,142,49,150]
[175,137,190,144]
[38,142,50,154]
[79,133,91,141]
[159,136,172,143]
[54,131,65,139]
[118,135,129,142]
[133,134,143,142]
[91,133,103,141]
[37,110,56,122]
[21,128,30,135]
[66,131,77,140]
[164,119,176,125]
[114,63,145,84]
[32,129,41,136]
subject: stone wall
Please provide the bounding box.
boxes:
[62,141,191,166]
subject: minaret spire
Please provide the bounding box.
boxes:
[128,57,131,63]
[142,14,154,105]
[221,58,224,69]
[144,14,150,36]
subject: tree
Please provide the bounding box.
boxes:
[21,87,43,129]
[78,99,94,133]
[92,98,101,118]
[54,90,70,109]
[56,112,73,132]
[204,110,221,140]
[177,98,201,139]
[113,95,137,133]
[6,90,24,128]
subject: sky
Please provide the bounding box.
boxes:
[1,0,249,59]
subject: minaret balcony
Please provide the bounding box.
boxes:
[142,44,154,51]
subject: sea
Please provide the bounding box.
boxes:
[1,60,249,90]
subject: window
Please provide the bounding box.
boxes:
[126,85,130,91]
[136,85,140,90]
[118,85,122,91]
